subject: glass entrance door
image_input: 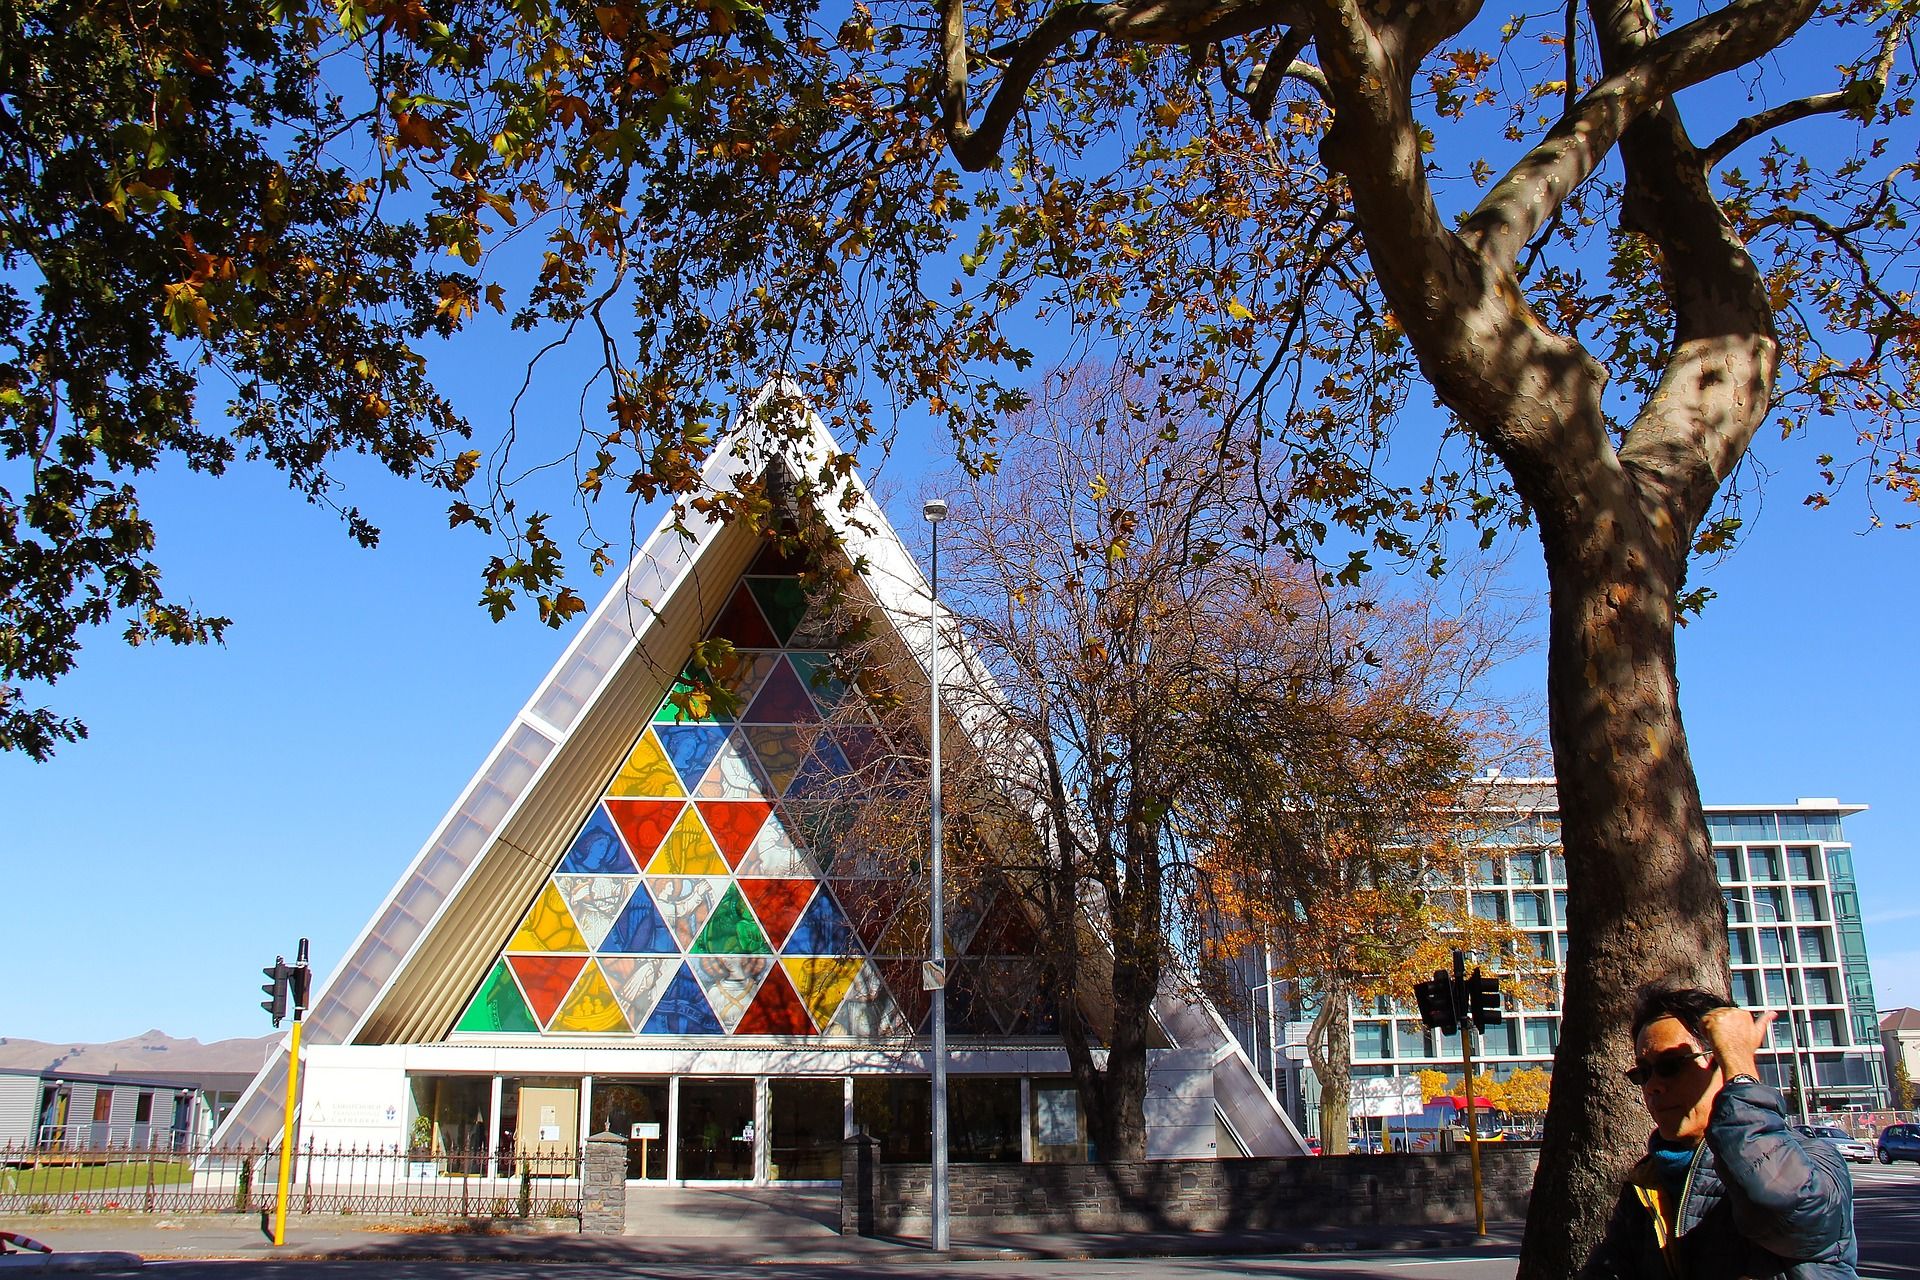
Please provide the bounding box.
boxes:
[676,1080,755,1180]
[591,1079,670,1180]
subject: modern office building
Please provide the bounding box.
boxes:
[216,391,1303,1182]
[1235,781,1888,1127]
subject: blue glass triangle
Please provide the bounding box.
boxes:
[560,806,639,875]
[657,724,730,790]
[783,888,858,955]
[641,962,724,1034]
[786,737,853,803]
[600,881,677,954]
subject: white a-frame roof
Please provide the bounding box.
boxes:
[217,386,1303,1156]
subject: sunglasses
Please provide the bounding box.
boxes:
[1624,1050,1713,1086]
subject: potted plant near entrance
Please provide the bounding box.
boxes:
[407,1116,436,1179]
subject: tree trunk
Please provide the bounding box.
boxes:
[1308,979,1353,1156]
[1516,514,1729,1280]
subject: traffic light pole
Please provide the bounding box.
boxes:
[273,1011,301,1247]
[261,937,311,1248]
[1455,952,1486,1238]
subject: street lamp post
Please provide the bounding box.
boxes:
[923,497,950,1252]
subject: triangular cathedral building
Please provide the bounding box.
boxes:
[220,388,1303,1180]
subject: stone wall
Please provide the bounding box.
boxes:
[839,1137,1538,1236]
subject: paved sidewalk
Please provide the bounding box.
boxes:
[0,1196,1521,1270]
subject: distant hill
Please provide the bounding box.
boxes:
[0,1030,277,1077]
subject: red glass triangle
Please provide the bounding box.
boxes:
[828,878,907,950]
[974,898,1044,956]
[506,954,588,1026]
[743,658,821,724]
[737,878,816,950]
[706,583,780,649]
[697,799,774,868]
[735,962,816,1034]
[604,799,684,865]
[874,956,932,1030]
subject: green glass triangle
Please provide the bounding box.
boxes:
[654,672,722,725]
[690,883,772,955]
[747,578,808,646]
[456,960,540,1033]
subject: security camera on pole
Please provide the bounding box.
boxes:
[1412,948,1504,1237]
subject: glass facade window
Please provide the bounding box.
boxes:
[1764,972,1789,1006]
[589,1079,670,1179]
[1748,848,1782,881]
[1732,970,1760,1007]
[677,1078,755,1179]
[1471,892,1507,922]
[1787,846,1820,880]
[853,1078,930,1163]
[1809,1013,1840,1048]
[1792,888,1825,921]
[1523,1020,1556,1056]
[413,1075,495,1174]
[1549,853,1567,884]
[1475,857,1504,885]
[1552,891,1568,924]
[1395,1022,1428,1059]
[1799,930,1830,962]
[1778,814,1842,841]
[1754,886,1787,920]
[1715,849,1740,883]
[1355,1022,1391,1060]
[1513,892,1548,927]
[1729,929,1754,965]
[1031,1082,1087,1162]
[1803,970,1836,1004]
[1760,930,1784,965]
[949,1078,1023,1163]
[1509,853,1542,885]
[769,1078,844,1179]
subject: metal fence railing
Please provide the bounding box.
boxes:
[0,1139,583,1219]
[1805,1109,1920,1139]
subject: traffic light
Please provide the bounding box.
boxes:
[1466,968,1504,1030]
[1414,970,1459,1035]
[260,960,291,1027]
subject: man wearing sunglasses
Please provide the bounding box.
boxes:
[1578,985,1856,1278]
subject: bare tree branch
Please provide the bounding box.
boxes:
[1460,0,1821,265]
[1703,13,1907,170]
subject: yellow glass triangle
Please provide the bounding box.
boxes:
[782,956,863,1029]
[550,960,632,1032]
[508,882,589,952]
[608,729,685,798]
[646,807,728,875]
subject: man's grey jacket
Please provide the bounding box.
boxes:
[1577,1078,1856,1278]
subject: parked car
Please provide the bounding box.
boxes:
[1878,1122,1920,1165]
[1793,1124,1873,1164]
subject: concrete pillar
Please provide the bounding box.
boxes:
[581,1131,628,1235]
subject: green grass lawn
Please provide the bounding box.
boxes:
[1,1160,195,1196]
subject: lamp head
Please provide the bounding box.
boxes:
[923,498,948,523]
